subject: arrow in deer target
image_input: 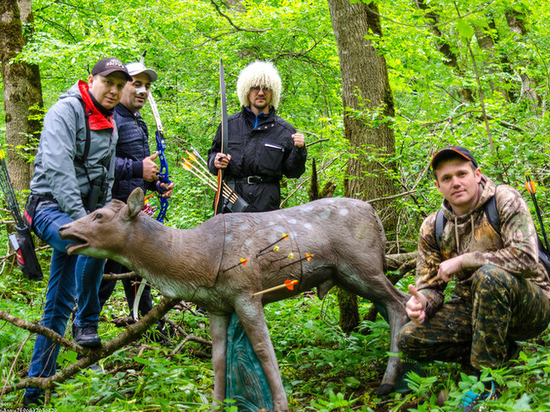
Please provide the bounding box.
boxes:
[222,258,250,273]
[279,253,314,269]
[252,280,298,296]
[256,233,290,257]
[270,252,294,264]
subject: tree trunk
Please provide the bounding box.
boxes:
[328,0,397,225]
[327,0,397,332]
[0,0,43,191]
[474,17,512,102]
[505,8,539,108]
[336,287,360,333]
[413,0,475,102]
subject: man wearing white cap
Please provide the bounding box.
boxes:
[98,62,174,324]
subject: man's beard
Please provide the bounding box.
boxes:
[252,101,268,112]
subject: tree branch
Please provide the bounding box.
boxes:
[306,138,330,147]
[0,297,181,399]
[385,251,417,284]
[367,190,417,204]
[102,271,137,281]
[210,0,270,33]
[0,310,85,354]
[280,155,341,207]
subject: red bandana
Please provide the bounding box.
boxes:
[78,80,115,131]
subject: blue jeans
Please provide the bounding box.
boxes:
[26,206,106,399]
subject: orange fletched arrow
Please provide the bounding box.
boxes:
[256,233,291,257]
[284,279,298,290]
[279,253,315,269]
[526,179,536,194]
[186,150,198,163]
[222,257,250,273]
[253,279,299,296]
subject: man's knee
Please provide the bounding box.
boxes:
[471,265,512,293]
[396,323,418,356]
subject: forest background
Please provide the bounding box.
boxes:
[1,0,550,410]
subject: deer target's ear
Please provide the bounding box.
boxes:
[127,188,144,219]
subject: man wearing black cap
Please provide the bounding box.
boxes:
[98,61,174,323]
[23,57,130,406]
[397,145,550,411]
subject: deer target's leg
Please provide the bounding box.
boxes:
[377,299,410,396]
[235,300,288,412]
[338,266,410,396]
[209,313,231,408]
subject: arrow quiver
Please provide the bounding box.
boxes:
[181,148,249,212]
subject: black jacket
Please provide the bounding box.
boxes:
[207,107,307,212]
[112,103,157,202]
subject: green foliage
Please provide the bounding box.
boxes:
[3,0,550,242]
[1,271,550,410]
[2,0,550,409]
[52,353,215,410]
[308,391,361,411]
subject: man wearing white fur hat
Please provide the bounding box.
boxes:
[207,61,307,212]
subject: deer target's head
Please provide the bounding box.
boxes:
[59,187,146,259]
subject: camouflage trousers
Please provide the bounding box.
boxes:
[397,265,550,370]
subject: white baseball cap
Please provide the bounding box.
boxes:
[125,62,158,82]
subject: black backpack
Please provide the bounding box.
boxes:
[434,194,550,276]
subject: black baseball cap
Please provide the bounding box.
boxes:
[91,57,132,81]
[431,145,478,170]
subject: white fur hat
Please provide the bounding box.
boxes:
[236,61,282,109]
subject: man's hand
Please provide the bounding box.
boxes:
[157,181,174,198]
[143,152,160,181]
[406,285,428,326]
[291,133,305,148]
[438,255,463,282]
[214,153,231,169]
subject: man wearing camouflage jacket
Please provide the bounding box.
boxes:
[397,146,550,411]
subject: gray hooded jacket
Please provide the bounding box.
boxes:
[30,81,118,220]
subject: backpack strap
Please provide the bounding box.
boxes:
[484,194,500,235]
[434,190,500,250]
[77,98,91,165]
[434,208,447,250]
[75,98,96,209]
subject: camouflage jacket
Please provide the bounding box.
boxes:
[416,176,550,316]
